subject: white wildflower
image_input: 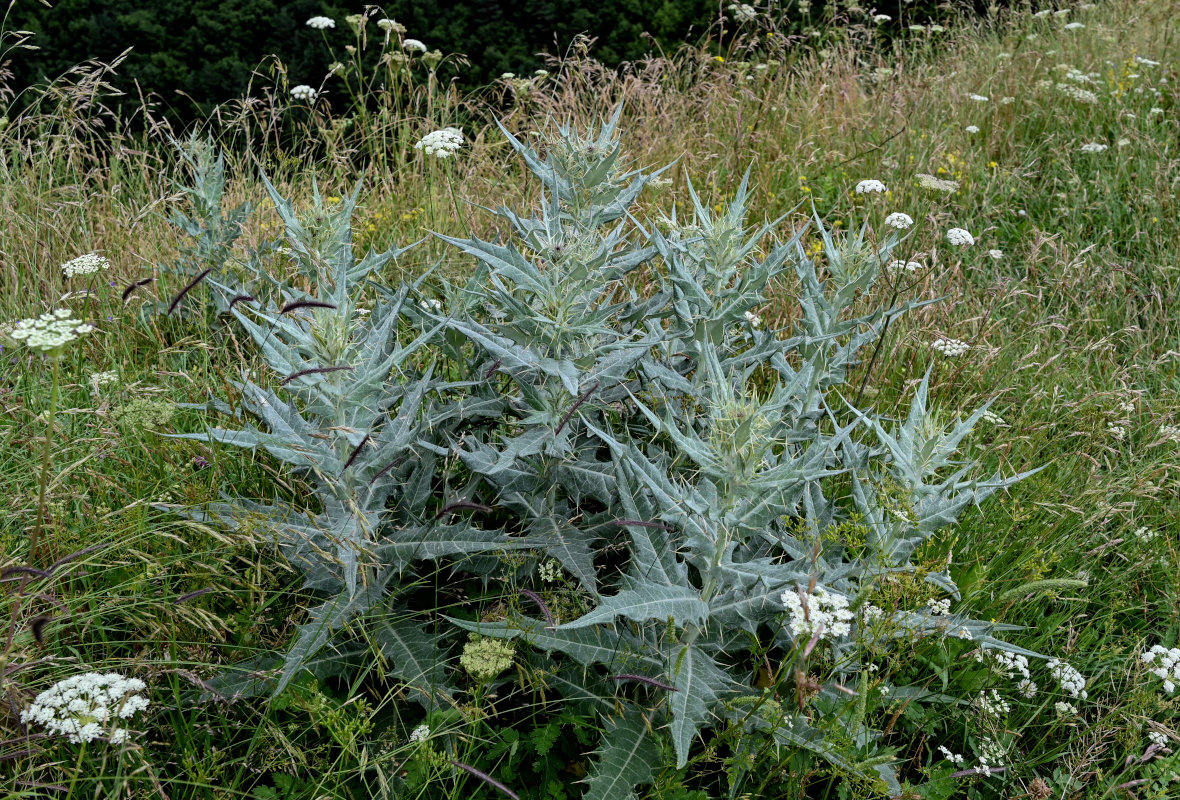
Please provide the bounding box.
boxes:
[926,598,951,616]
[745,309,763,328]
[61,253,109,278]
[1159,424,1180,443]
[980,409,1007,426]
[414,127,464,158]
[888,259,922,275]
[1055,700,1077,717]
[938,745,964,764]
[1048,659,1087,699]
[403,38,427,52]
[291,85,317,102]
[873,13,891,22]
[855,179,887,194]
[883,212,913,229]
[965,125,980,134]
[1149,107,1164,116]
[409,723,430,743]
[931,338,970,357]
[975,689,1010,717]
[306,16,335,30]
[1136,56,1160,66]
[1064,22,1085,30]
[1001,95,1015,104]
[727,3,757,21]
[1134,526,1157,542]
[1107,422,1127,440]
[1079,142,1108,153]
[538,558,562,583]
[1148,731,1169,747]
[20,672,149,744]
[9,309,94,353]
[781,586,854,640]
[968,93,989,102]
[988,249,1003,260]
[376,19,405,33]
[946,227,974,246]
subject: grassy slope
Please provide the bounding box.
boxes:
[1,0,1177,796]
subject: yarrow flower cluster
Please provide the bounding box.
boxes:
[21,672,149,744]
[781,586,853,640]
[9,309,94,353]
[61,253,109,278]
[306,16,335,29]
[1142,646,1180,694]
[931,338,970,357]
[946,227,975,246]
[926,598,951,616]
[414,127,464,158]
[291,85,317,102]
[884,212,913,229]
[855,179,887,194]
[1048,659,1088,699]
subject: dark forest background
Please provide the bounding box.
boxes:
[5,0,976,123]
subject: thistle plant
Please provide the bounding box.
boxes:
[188,110,1043,796]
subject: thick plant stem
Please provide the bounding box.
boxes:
[30,356,60,564]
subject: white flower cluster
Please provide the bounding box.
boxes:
[968,93,989,102]
[403,38,427,53]
[408,723,431,743]
[1055,700,1077,717]
[855,179,886,194]
[873,13,891,22]
[1057,83,1099,103]
[884,212,913,229]
[946,227,975,246]
[21,672,149,744]
[926,598,951,616]
[9,309,94,353]
[1063,21,1085,30]
[306,16,335,29]
[1079,142,1108,153]
[975,736,1006,776]
[1048,659,1088,699]
[980,409,1008,427]
[888,259,922,275]
[782,586,853,640]
[931,338,970,357]
[61,253,109,278]
[377,19,405,34]
[1107,422,1127,440]
[938,745,964,765]
[1142,646,1180,694]
[976,689,1011,717]
[727,3,757,21]
[965,125,980,134]
[414,127,464,158]
[1134,526,1157,542]
[538,558,562,583]
[291,85,317,102]
[1160,424,1180,443]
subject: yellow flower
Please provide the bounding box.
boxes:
[988,161,998,168]
[714,56,725,63]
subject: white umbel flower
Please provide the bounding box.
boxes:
[306,16,335,29]
[1063,22,1085,29]
[414,127,464,158]
[1048,659,1088,699]
[782,586,853,640]
[931,338,970,357]
[884,212,913,229]
[946,227,974,246]
[291,85,317,102]
[968,93,989,102]
[21,672,149,744]
[855,179,887,194]
[965,125,980,134]
[1079,142,1108,153]
[988,249,1003,260]
[9,309,94,353]
[408,723,431,743]
[403,38,427,52]
[745,309,763,328]
[888,259,922,274]
[873,13,891,22]
[61,253,109,278]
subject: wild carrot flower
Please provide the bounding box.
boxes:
[291,85,317,102]
[873,13,891,22]
[1079,142,1108,153]
[61,253,109,278]
[376,18,405,33]
[1143,646,1180,694]
[988,249,1003,260]
[946,228,974,246]
[888,259,922,274]
[916,173,959,193]
[965,125,980,134]
[306,16,335,29]
[9,309,94,354]
[1064,22,1085,29]
[21,672,149,744]
[409,723,431,743]
[781,586,853,639]
[414,128,464,158]
[931,338,969,357]
[403,38,427,52]
[884,212,913,229]
[968,93,989,102]
[1049,659,1088,699]
[855,179,887,194]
